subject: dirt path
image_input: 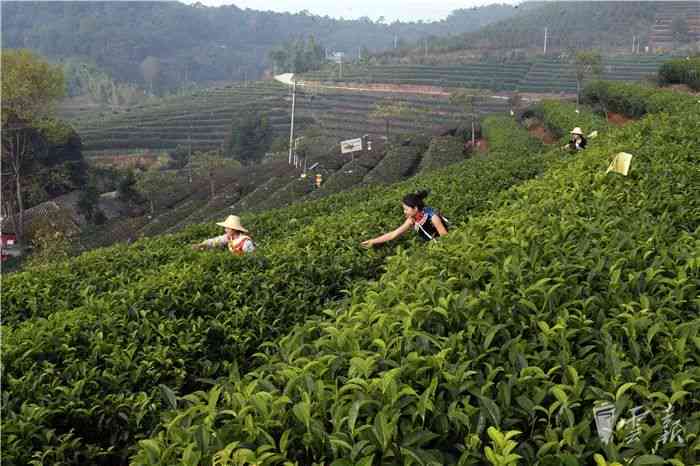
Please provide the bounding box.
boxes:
[527,124,557,144]
[607,111,636,126]
[274,74,573,102]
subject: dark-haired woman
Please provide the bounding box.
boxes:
[361,190,448,247]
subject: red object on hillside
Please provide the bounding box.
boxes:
[1,234,17,261]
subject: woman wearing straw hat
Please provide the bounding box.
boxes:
[564,127,587,151]
[191,215,255,255]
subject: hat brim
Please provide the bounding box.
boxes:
[216,222,248,232]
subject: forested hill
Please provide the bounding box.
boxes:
[0,1,517,90]
[380,1,686,61]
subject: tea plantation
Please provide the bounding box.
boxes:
[2,82,698,465]
[69,81,507,155]
[302,55,671,94]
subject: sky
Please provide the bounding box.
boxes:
[182,0,521,23]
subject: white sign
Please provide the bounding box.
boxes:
[340,137,363,154]
[329,52,345,64]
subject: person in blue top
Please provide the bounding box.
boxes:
[361,190,448,247]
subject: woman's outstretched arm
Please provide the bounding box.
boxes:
[361,218,412,247]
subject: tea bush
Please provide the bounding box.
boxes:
[582,80,700,118]
[529,101,609,140]
[2,119,553,464]
[133,97,699,466]
[658,58,700,91]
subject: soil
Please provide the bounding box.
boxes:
[665,84,700,96]
[303,79,576,102]
[528,124,557,144]
[607,111,635,127]
[89,154,161,169]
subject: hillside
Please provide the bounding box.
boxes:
[66,80,509,155]
[380,1,698,61]
[0,1,517,91]
[303,55,670,94]
[2,82,698,465]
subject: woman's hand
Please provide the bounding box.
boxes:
[360,239,374,248]
[191,243,205,251]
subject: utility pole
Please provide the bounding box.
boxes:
[188,126,192,184]
[394,35,398,49]
[543,27,548,55]
[288,79,296,165]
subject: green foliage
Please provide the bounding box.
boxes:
[658,58,700,91]
[118,170,142,204]
[1,117,552,465]
[1,2,515,91]
[167,145,190,169]
[482,115,544,155]
[418,136,466,174]
[566,50,603,106]
[529,100,609,140]
[400,2,659,55]
[268,35,325,74]
[364,137,428,185]
[224,111,272,164]
[370,100,426,139]
[130,91,700,466]
[1,48,65,125]
[582,80,700,118]
[3,83,699,465]
[302,55,670,95]
[670,17,690,44]
[77,183,101,222]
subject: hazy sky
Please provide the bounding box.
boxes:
[183,0,521,22]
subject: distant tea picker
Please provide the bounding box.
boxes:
[361,190,448,247]
[563,127,588,151]
[192,215,255,255]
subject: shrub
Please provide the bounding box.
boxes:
[658,57,700,91]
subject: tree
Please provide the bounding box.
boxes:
[167,145,190,169]
[268,36,326,74]
[224,111,272,164]
[77,183,101,222]
[1,49,65,243]
[450,89,487,145]
[117,170,142,204]
[569,50,602,108]
[671,16,689,44]
[140,56,160,95]
[370,100,422,141]
[136,169,177,215]
[191,151,241,199]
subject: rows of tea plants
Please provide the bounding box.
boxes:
[74,83,289,152]
[72,78,513,155]
[302,56,670,94]
[417,136,467,174]
[528,101,610,140]
[132,92,699,466]
[363,137,431,185]
[303,62,533,91]
[2,117,553,464]
[582,80,700,118]
[657,58,700,91]
[73,81,505,154]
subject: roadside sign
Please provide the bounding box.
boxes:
[340,137,363,154]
